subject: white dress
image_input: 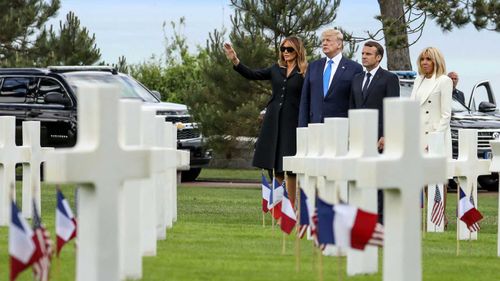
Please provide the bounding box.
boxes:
[410,74,453,160]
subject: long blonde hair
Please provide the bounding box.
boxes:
[417,47,447,77]
[278,36,308,76]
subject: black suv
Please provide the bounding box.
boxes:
[398,71,500,190]
[0,66,211,181]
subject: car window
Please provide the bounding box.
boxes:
[37,78,69,104]
[0,77,37,103]
[118,75,158,103]
[63,72,158,103]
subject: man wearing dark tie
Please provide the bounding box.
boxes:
[299,29,363,127]
[350,41,400,224]
[350,41,400,151]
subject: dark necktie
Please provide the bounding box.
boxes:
[362,72,372,99]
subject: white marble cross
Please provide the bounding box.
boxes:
[313,118,348,205]
[314,118,349,257]
[282,127,308,195]
[357,98,447,281]
[119,100,147,279]
[0,116,28,226]
[302,124,324,207]
[319,110,379,275]
[453,129,490,240]
[173,127,190,223]
[151,115,177,239]
[139,109,160,256]
[44,83,151,281]
[21,121,53,218]
[163,122,180,227]
[488,139,500,256]
[426,132,449,232]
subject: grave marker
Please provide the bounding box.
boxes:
[45,84,151,281]
[0,116,28,225]
[21,121,53,218]
[453,129,490,240]
[357,98,447,281]
[319,110,379,275]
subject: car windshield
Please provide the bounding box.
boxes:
[63,72,159,103]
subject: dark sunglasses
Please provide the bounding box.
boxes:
[280,46,295,53]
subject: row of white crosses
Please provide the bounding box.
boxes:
[284,111,383,275]
[285,98,447,281]
[0,117,52,226]
[425,129,490,240]
[44,82,188,281]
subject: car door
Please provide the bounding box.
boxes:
[467,81,496,112]
[0,76,37,145]
[29,77,77,147]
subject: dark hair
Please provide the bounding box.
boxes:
[364,41,384,60]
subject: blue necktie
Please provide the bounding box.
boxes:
[323,59,333,97]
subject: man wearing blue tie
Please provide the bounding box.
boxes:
[298,29,363,127]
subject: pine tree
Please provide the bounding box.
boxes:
[32,11,101,66]
[0,0,60,66]
[0,2,100,67]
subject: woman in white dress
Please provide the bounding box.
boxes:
[410,46,453,228]
[410,47,453,157]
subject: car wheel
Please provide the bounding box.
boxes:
[181,168,202,182]
[478,173,498,191]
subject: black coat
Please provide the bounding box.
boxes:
[349,67,400,138]
[234,63,304,172]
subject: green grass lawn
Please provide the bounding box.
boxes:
[1,183,499,281]
[198,168,262,182]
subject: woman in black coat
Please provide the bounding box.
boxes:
[223,36,307,204]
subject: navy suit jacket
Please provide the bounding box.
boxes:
[349,67,400,138]
[298,56,363,127]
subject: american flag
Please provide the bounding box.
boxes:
[311,203,321,249]
[469,192,480,232]
[430,185,444,226]
[32,201,53,281]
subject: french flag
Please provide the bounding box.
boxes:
[298,188,313,238]
[56,189,77,256]
[458,187,483,232]
[280,188,296,234]
[316,197,383,250]
[9,201,36,281]
[261,174,271,213]
[316,197,335,247]
[269,178,284,220]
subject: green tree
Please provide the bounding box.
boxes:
[187,0,342,160]
[0,0,60,66]
[0,1,101,67]
[33,11,101,66]
[129,18,205,104]
[353,0,500,70]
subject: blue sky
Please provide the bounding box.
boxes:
[50,0,500,103]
